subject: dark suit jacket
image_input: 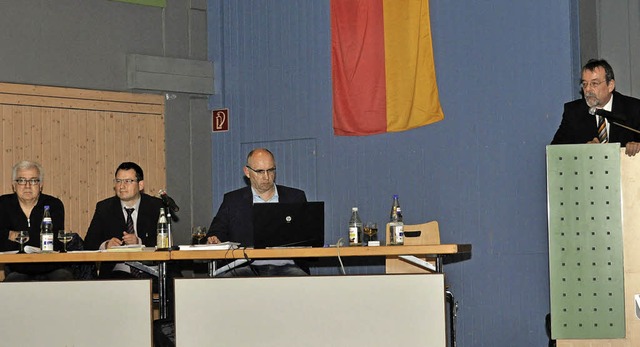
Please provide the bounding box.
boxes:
[551,91,640,146]
[207,185,309,272]
[208,185,307,246]
[84,193,164,276]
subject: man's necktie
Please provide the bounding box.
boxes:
[125,208,135,234]
[597,115,608,143]
[124,207,143,277]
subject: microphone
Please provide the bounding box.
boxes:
[158,189,180,212]
[588,107,627,122]
[588,107,640,135]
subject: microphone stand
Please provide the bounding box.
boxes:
[611,121,640,135]
[166,208,173,249]
[590,107,640,135]
[157,203,178,320]
[164,206,180,250]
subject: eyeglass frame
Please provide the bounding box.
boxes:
[113,178,139,185]
[245,166,276,175]
[580,80,607,90]
[14,178,41,186]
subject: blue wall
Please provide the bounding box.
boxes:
[208,1,579,345]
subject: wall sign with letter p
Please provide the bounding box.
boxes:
[212,109,229,132]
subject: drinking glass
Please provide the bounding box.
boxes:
[191,226,207,245]
[57,230,73,253]
[363,222,378,246]
[16,230,29,254]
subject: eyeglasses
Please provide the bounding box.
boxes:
[113,178,139,185]
[14,178,41,185]
[246,166,276,175]
[581,80,605,89]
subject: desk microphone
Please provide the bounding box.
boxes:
[158,189,180,212]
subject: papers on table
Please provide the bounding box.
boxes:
[19,246,59,254]
[178,242,240,251]
[24,246,42,254]
[105,244,145,252]
[2,243,241,253]
[1,247,100,254]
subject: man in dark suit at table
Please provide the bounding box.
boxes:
[551,58,640,156]
[84,162,164,278]
[206,148,309,276]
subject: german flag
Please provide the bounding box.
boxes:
[331,0,444,136]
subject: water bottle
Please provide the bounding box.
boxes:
[156,208,169,250]
[348,207,363,246]
[389,195,404,245]
[40,205,54,252]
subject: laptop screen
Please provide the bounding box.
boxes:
[252,202,324,249]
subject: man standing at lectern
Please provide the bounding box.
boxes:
[548,59,640,347]
[551,58,640,156]
[205,148,309,276]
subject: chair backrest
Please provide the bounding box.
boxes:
[385,220,441,274]
[385,221,440,246]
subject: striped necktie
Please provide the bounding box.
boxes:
[125,208,135,234]
[124,207,143,277]
[597,115,608,143]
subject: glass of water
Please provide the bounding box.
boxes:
[191,226,207,245]
[16,230,29,254]
[363,222,378,246]
[57,230,73,253]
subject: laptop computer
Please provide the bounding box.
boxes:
[252,202,324,248]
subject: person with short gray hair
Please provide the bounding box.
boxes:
[0,160,73,281]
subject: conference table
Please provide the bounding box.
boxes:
[0,244,471,320]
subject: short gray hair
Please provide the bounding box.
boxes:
[12,161,44,182]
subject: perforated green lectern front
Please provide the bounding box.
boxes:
[547,144,625,339]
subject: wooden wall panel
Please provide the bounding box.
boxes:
[0,82,165,239]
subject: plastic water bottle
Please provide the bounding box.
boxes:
[389,195,404,245]
[348,207,363,246]
[156,208,169,250]
[40,205,54,252]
